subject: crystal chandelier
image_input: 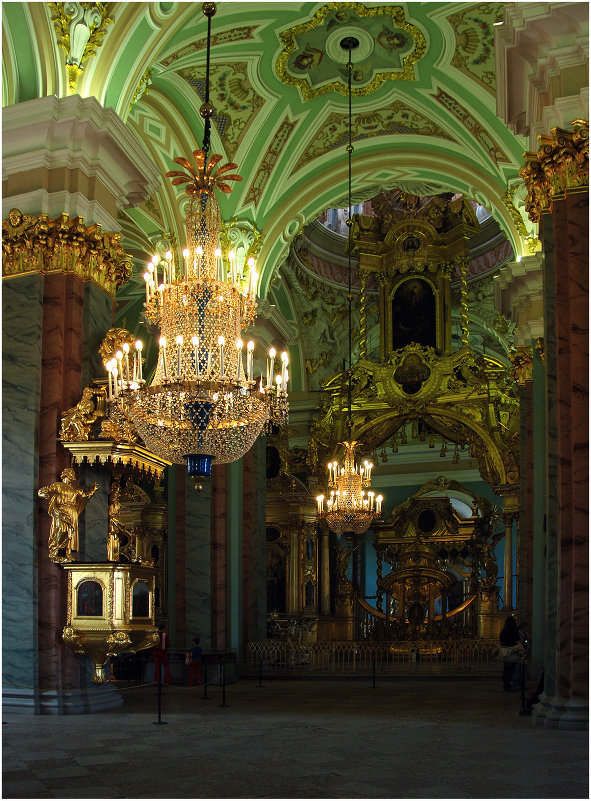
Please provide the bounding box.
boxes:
[316,441,382,535]
[316,37,381,536]
[103,3,288,480]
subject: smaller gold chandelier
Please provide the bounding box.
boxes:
[316,441,382,535]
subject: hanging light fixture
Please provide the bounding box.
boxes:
[104,2,288,481]
[316,37,382,536]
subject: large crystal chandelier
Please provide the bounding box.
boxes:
[316,441,382,535]
[103,3,288,480]
[316,37,381,536]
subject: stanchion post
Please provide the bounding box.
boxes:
[153,676,168,725]
[371,656,377,689]
[202,661,209,700]
[218,658,229,708]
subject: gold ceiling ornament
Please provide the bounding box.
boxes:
[503,189,541,254]
[103,3,289,483]
[520,119,589,222]
[49,2,114,93]
[2,209,132,296]
[316,36,381,537]
[275,2,426,101]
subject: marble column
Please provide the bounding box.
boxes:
[518,378,535,630]
[211,464,228,650]
[502,512,514,610]
[2,95,159,714]
[242,438,267,645]
[287,525,299,614]
[534,189,589,729]
[174,467,187,648]
[320,529,331,616]
[184,469,212,649]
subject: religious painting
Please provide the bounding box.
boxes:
[392,278,436,350]
[266,547,286,614]
[76,580,103,617]
[131,581,150,617]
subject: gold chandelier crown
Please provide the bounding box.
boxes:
[166,150,242,195]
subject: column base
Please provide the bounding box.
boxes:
[3,684,123,715]
[532,691,588,730]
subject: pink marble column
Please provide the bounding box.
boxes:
[553,193,588,703]
[37,273,84,692]
[211,464,228,649]
[519,381,535,627]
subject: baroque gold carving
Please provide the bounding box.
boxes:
[503,189,541,253]
[2,210,132,297]
[49,2,114,92]
[520,120,589,222]
[509,347,533,386]
[60,387,107,441]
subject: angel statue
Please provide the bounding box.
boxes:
[38,468,98,563]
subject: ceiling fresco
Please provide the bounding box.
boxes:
[275,2,426,99]
[3,1,543,393]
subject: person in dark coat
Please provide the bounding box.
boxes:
[499,615,520,690]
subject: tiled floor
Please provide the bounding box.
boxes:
[2,677,588,799]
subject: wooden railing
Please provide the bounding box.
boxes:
[246,639,499,675]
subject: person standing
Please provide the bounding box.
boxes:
[153,623,172,684]
[186,636,203,686]
[499,615,521,690]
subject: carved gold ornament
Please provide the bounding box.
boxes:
[2,210,132,297]
[520,119,589,222]
[49,2,114,93]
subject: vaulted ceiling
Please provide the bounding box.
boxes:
[4,2,530,288]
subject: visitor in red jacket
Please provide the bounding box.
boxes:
[153,624,172,684]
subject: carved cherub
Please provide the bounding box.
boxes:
[60,386,103,441]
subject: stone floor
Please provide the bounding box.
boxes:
[2,676,589,799]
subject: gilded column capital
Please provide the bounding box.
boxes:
[509,346,534,386]
[2,209,132,297]
[519,119,589,222]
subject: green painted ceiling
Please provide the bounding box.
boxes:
[4,1,534,391]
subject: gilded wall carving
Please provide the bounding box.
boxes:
[520,119,589,222]
[2,210,132,297]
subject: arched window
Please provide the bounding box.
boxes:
[77,581,103,617]
[132,581,150,618]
